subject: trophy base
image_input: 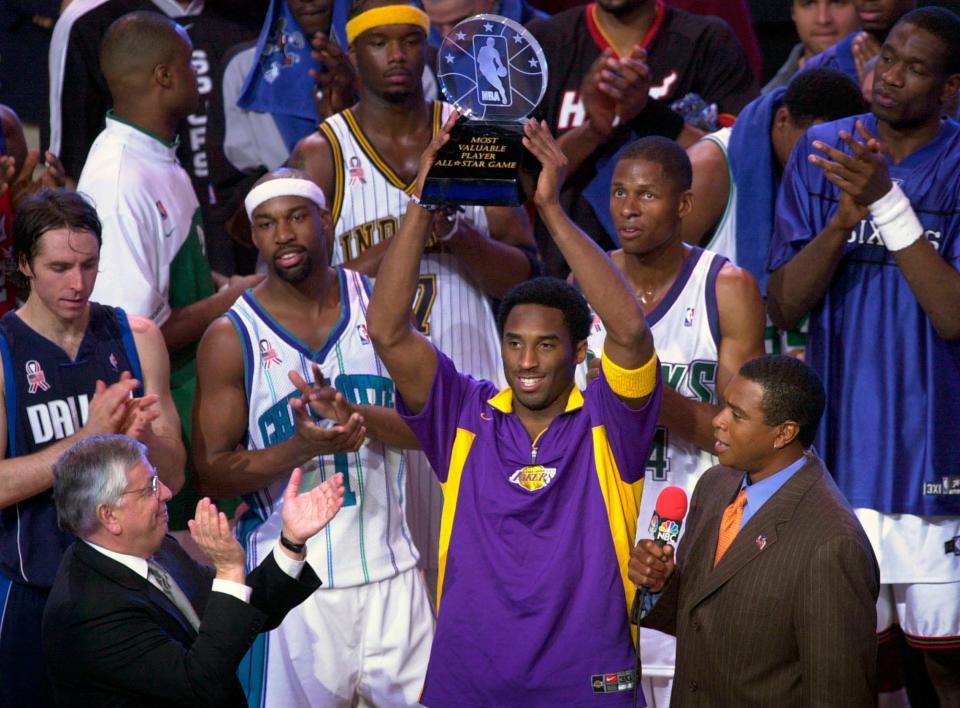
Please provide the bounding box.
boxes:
[420,120,536,207]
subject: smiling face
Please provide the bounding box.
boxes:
[501,304,585,417]
[251,195,329,283]
[872,21,957,130]
[110,459,173,559]
[20,228,100,323]
[350,22,427,103]
[609,158,691,258]
[792,0,861,57]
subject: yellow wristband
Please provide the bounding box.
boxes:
[601,348,658,398]
[346,5,430,44]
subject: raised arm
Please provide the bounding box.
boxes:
[365,116,463,414]
[523,119,654,374]
[192,317,366,498]
[129,315,186,494]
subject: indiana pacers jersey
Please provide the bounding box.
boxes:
[318,101,503,384]
[226,269,419,588]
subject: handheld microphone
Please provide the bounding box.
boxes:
[631,486,688,624]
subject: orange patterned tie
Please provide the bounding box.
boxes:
[714,488,748,567]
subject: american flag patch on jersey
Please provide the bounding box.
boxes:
[259,339,282,367]
[349,156,366,185]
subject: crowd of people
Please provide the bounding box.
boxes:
[0,0,958,706]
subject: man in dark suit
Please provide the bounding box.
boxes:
[41,434,345,707]
[630,355,880,707]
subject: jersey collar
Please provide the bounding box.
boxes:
[586,0,665,58]
[487,385,585,414]
[104,111,180,160]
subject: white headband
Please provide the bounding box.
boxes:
[244,178,327,220]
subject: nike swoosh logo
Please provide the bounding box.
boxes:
[163,229,175,239]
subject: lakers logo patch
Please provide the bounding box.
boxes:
[509,464,557,492]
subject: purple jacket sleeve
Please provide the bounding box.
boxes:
[586,364,662,483]
[396,350,489,483]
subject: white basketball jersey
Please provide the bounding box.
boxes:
[227,269,419,588]
[319,101,504,384]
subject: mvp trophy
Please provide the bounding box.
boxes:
[420,15,548,206]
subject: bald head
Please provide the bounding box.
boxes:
[100,11,190,99]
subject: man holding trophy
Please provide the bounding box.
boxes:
[365,12,662,707]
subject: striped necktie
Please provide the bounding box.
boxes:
[714,488,748,567]
[147,559,201,631]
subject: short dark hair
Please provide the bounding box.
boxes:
[100,11,186,89]
[738,355,825,448]
[783,68,866,128]
[617,135,692,191]
[13,189,102,265]
[899,7,960,75]
[497,277,592,343]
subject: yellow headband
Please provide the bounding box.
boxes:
[346,5,430,44]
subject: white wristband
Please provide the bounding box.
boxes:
[867,183,923,252]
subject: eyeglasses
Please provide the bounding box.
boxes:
[122,474,161,499]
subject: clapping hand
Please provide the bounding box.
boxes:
[581,45,651,138]
[809,120,889,230]
[280,468,346,552]
[189,497,247,583]
[287,367,366,456]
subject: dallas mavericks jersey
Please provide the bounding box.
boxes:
[770,113,960,517]
[227,269,419,588]
[319,101,503,384]
[0,304,143,587]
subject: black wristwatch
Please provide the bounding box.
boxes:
[280,533,306,554]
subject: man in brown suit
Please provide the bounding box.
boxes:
[630,354,879,707]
